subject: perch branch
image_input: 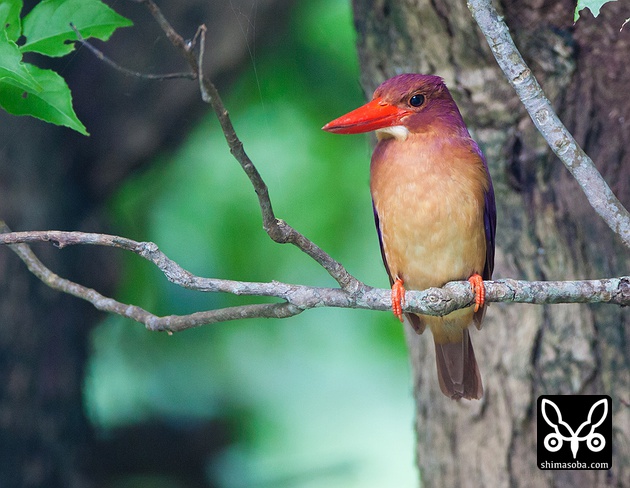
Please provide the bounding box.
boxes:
[2,227,628,333]
[468,0,630,248]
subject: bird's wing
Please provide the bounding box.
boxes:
[373,202,426,334]
[482,161,496,281]
[474,153,497,328]
[372,202,392,284]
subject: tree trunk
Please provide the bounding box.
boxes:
[351,1,629,486]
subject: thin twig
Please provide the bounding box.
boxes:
[132,0,198,68]
[197,25,210,102]
[69,23,195,81]
[189,23,205,51]
[467,0,630,248]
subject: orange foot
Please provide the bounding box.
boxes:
[468,273,485,313]
[391,277,405,322]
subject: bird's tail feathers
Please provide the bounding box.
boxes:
[434,328,483,400]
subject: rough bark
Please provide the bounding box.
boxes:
[351,0,629,486]
[0,1,293,486]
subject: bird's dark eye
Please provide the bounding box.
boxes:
[409,94,425,107]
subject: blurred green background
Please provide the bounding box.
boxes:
[84,0,416,486]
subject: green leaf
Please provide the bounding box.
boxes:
[0,30,41,93]
[0,0,23,42]
[21,0,132,57]
[574,0,618,22]
[0,63,88,135]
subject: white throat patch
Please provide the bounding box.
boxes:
[376,125,410,141]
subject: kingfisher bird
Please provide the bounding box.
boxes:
[323,74,496,400]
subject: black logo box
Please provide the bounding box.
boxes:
[537,395,612,470]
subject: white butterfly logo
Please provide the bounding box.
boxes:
[541,398,607,459]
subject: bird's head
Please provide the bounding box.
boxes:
[322,73,465,141]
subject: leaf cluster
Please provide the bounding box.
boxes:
[0,0,131,134]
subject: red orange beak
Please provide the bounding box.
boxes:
[322,97,410,134]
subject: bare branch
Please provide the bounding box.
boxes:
[0,223,302,331]
[468,0,630,248]
[69,23,195,81]
[2,227,628,333]
[24,237,301,331]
